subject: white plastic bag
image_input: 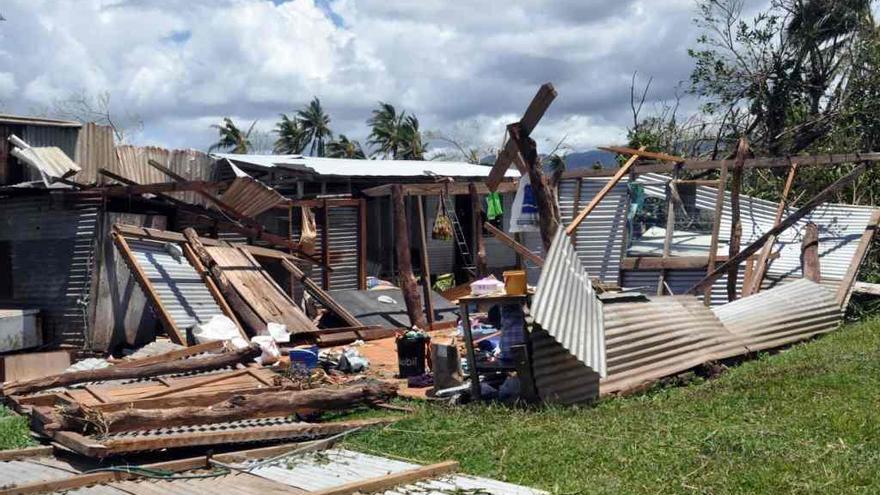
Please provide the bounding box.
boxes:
[266,322,290,343]
[251,335,281,366]
[509,176,541,233]
[192,314,248,350]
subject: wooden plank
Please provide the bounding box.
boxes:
[742,162,799,296]
[417,196,435,327]
[310,461,460,495]
[658,163,682,295]
[138,368,251,399]
[483,221,544,266]
[183,242,248,340]
[280,258,362,328]
[570,178,583,247]
[726,138,748,301]
[599,145,685,163]
[83,385,112,404]
[0,351,70,383]
[111,231,187,345]
[0,446,53,462]
[703,156,729,306]
[113,340,225,369]
[836,209,880,307]
[361,181,519,198]
[564,151,880,178]
[487,83,557,190]
[469,183,488,276]
[566,146,645,235]
[688,163,869,294]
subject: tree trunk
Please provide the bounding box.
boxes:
[801,222,820,283]
[56,382,398,434]
[3,344,261,396]
[392,185,427,329]
[508,123,559,251]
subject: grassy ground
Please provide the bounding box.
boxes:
[346,317,880,494]
[0,406,32,451]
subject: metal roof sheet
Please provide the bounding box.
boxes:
[531,229,606,377]
[713,279,842,352]
[215,153,520,179]
[10,144,81,182]
[0,113,81,127]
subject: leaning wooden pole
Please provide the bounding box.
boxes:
[566,146,645,235]
[508,123,559,251]
[416,196,435,328]
[726,138,748,301]
[688,163,868,295]
[703,158,729,305]
[391,184,427,330]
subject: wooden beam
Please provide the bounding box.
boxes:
[469,183,488,276]
[564,151,880,178]
[487,83,557,191]
[310,461,460,495]
[853,281,880,297]
[136,368,252,400]
[621,256,730,270]
[801,222,820,283]
[183,227,266,334]
[392,184,427,329]
[836,209,880,307]
[484,221,544,266]
[742,162,799,296]
[110,232,187,345]
[567,146,645,235]
[182,243,247,340]
[321,199,331,289]
[727,138,748,301]
[703,156,729,306]
[598,145,685,163]
[361,181,519,198]
[102,180,216,196]
[416,196,435,327]
[280,258,362,328]
[111,340,225,368]
[508,122,559,251]
[658,163,682,295]
[688,163,868,294]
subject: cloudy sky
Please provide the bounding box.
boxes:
[0,0,766,156]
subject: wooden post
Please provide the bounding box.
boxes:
[183,227,265,334]
[801,222,820,283]
[689,163,868,294]
[392,185,427,329]
[742,162,799,296]
[508,122,559,252]
[358,198,367,290]
[288,203,295,298]
[658,163,681,295]
[416,196,435,327]
[703,157,729,305]
[469,183,488,276]
[725,138,748,301]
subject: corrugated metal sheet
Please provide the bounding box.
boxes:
[713,279,842,352]
[74,122,116,185]
[113,145,216,205]
[0,456,92,489]
[217,176,285,218]
[10,144,81,182]
[621,268,746,306]
[217,153,520,179]
[127,238,224,331]
[531,229,606,377]
[557,177,630,285]
[600,295,749,395]
[19,125,80,182]
[0,194,100,348]
[313,204,361,290]
[0,114,80,127]
[529,328,601,404]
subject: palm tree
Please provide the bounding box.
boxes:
[274,114,308,154]
[208,117,255,154]
[326,134,366,159]
[367,102,426,159]
[296,97,332,156]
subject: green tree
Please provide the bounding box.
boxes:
[367,102,426,159]
[326,134,366,159]
[296,97,332,156]
[273,114,308,154]
[208,117,255,154]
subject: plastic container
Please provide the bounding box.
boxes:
[290,345,319,370]
[470,276,505,296]
[397,336,428,378]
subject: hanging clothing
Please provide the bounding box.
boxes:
[300,207,317,255]
[486,192,504,220]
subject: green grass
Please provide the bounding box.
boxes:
[346,317,880,494]
[0,405,32,451]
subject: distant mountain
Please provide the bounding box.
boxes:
[563,150,618,169]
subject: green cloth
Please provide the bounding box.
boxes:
[486,192,504,220]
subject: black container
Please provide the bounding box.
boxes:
[397,336,427,378]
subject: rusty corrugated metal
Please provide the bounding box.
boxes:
[10,144,80,182]
[217,172,285,218]
[113,145,216,205]
[600,295,749,395]
[712,279,842,352]
[74,122,116,185]
[531,229,606,377]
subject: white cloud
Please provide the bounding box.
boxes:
[0,0,764,154]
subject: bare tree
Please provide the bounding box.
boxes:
[51,90,143,142]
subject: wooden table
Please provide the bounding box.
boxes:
[457,293,531,401]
